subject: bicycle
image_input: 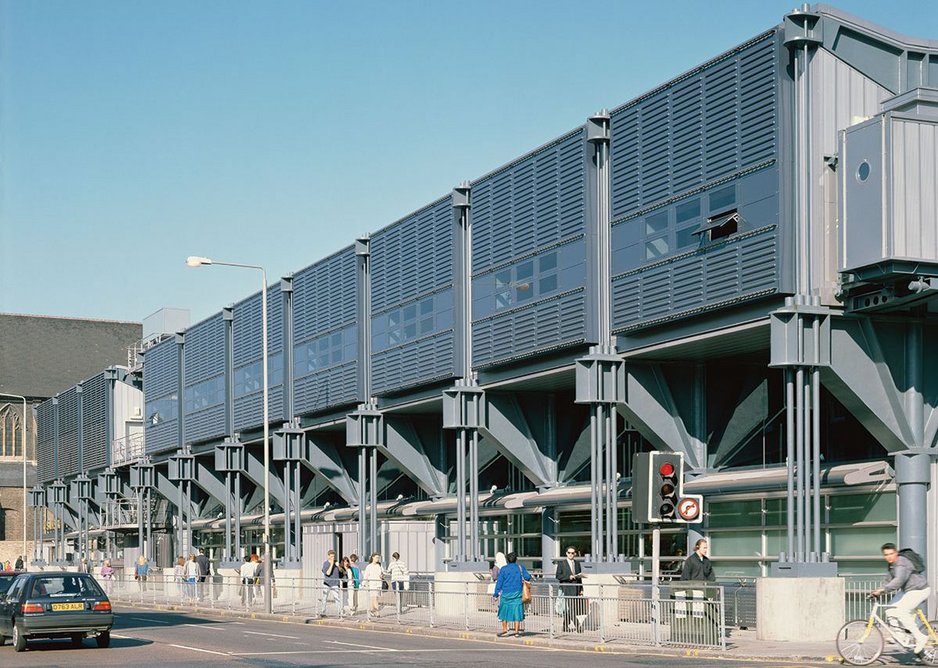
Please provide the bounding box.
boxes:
[837,599,938,666]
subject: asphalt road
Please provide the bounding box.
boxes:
[0,605,826,668]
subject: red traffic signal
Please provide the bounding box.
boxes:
[659,462,675,477]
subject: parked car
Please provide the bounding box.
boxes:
[0,570,26,596]
[0,572,113,652]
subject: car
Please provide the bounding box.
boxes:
[0,572,113,652]
[0,570,26,596]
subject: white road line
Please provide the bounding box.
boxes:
[127,615,170,624]
[327,639,397,651]
[231,648,555,656]
[168,643,229,656]
[244,630,299,639]
[184,623,226,632]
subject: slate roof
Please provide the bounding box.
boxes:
[0,313,142,400]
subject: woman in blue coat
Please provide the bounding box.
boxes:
[492,552,532,637]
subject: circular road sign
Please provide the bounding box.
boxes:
[677,497,701,521]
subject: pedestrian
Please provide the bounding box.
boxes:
[680,539,716,582]
[135,555,150,592]
[4,559,12,571]
[488,552,507,596]
[100,559,114,594]
[871,543,931,656]
[240,555,260,606]
[493,552,531,637]
[388,551,410,611]
[14,555,24,571]
[320,549,343,616]
[79,557,90,574]
[555,545,584,632]
[195,547,211,600]
[185,554,200,602]
[173,556,186,599]
[340,556,352,610]
[363,552,384,614]
[347,554,361,613]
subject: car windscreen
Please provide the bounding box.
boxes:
[29,575,105,599]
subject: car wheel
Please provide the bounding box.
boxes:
[12,624,26,652]
[0,633,6,647]
[96,630,110,648]
[71,633,84,647]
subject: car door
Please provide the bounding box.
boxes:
[0,578,26,635]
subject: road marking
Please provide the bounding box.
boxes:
[168,643,229,656]
[244,630,300,639]
[183,623,226,631]
[327,639,396,651]
[126,615,170,624]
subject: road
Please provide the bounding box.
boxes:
[0,605,825,667]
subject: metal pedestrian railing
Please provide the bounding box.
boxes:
[96,572,726,650]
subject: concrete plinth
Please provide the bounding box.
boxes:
[756,576,844,641]
[580,565,635,632]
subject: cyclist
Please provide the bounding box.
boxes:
[871,542,931,656]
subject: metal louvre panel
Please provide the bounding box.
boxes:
[143,337,178,399]
[610,31,777,220]
[611,226,778,331]
[184,313,226,386]
[293,360,358,415]
[233,387,284,432]
[232,286,285,431]
[145,418,177,454]
[372,330,455,395]
[233,286,284,366]
[36,398,56,483]
[57,387,79,478]
[472,290,586,368]
[371,198,452,312]
[471,129,586,273]
[293,247,357,344]
[81,372,108,472]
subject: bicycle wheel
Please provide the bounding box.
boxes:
[837,619,884,666]
[918,620,938,667]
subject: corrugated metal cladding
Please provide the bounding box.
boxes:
[57,386,79,478]
[470,129,588,368]
[292,247,359,415]
[36,399,56,483]
[81,372,108,472]
[610,31,778,220]
[233,286,285,431]
[371,197,457,394]
[183,313,227,444]
[143,337,179,454]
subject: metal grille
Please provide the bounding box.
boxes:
[471,129,586,273]
[184,313,226,385]
[610,31,778,220]
[36,398,56,483]
[611,225,778,331]
[81,372,108,472]
[293,360,358,415]
[143,337,178,399]
[371,197,453,312]
[293,246,357,343]
[57,386,79,478]
[473,289,587,368]
[372,329,456,395]
[233,286,284,366]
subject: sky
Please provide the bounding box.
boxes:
[2,0,936,326]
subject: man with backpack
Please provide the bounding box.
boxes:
[871,542,931,656]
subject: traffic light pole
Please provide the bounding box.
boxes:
[651,526,661,645]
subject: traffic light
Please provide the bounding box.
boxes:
[631,451,703,524]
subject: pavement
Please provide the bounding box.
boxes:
[100,599,888,665]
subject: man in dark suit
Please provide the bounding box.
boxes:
[680,538,716,582]
[555,545,584,631]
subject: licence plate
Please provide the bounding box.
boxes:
[51,602,85,611]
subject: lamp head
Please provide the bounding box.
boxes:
[186,256,213,267]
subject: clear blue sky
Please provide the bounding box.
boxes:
[2,1,935,325]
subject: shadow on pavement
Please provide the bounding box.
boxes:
[114,608,231,631]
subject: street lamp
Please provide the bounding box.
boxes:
[1,393,28,563]
[186,255,272,614]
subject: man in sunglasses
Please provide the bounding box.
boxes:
[555,546,585,632]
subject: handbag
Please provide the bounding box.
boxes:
[520,564,532,604]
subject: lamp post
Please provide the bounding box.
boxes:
[186,256,272,614]
[1,392,28,563]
